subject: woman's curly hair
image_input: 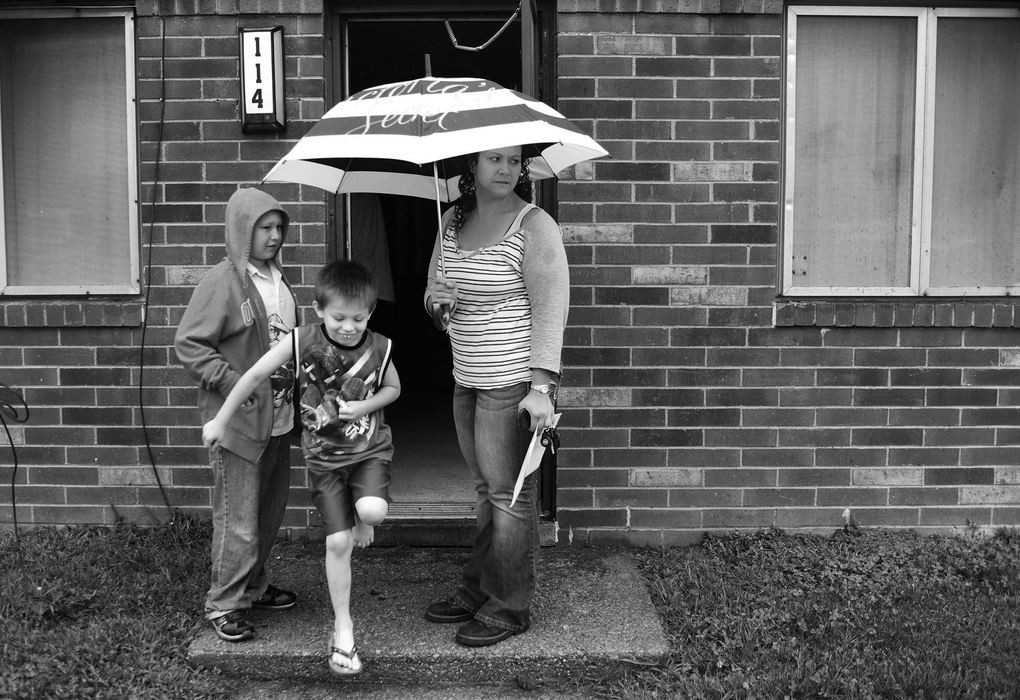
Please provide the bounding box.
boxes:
[450,153,533,234]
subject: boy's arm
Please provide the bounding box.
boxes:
[202,333,295,447]
[175,276,241,397]
[335,362,401,423]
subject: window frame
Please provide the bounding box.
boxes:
[0,7,140,296]
[782,5,1020,298]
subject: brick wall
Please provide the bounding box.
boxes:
[0,1,328,531]
[552,0,1020,545]
[2,1,1018,544]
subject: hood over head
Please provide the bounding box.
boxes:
[224,187,290,281]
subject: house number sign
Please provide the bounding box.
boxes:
[239,27,285,133]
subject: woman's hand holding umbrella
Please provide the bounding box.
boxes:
[427,275,457,330]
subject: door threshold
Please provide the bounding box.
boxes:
[388,501,476,520]
[376,513,558,547]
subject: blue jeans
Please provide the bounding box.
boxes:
[205,436,291,618]
[450,382,538,633]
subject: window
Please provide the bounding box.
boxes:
[0,9,139,296]
[782,6,1020,297]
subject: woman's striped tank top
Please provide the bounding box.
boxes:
[442,204,537,389]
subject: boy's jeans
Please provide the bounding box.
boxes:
[450,382,539,633]
[205,436,291,619]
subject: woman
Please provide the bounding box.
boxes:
[422,146,569,647]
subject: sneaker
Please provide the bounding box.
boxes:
[455,619,520,647]
[424,599,474,623]
[210,610,255,642]
[252,584,297,611]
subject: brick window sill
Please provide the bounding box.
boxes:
[2,301,144,327]
[774,300,1020,328]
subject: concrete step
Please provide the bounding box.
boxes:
[228,678,591,699]
[189,546,668,695]
[372,519,477,547]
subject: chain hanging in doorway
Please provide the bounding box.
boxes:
[445,0,522,52]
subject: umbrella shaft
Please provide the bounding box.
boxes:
[433,161,446,278]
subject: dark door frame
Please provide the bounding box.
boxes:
[323,0,559,518]
[323,0,558,251]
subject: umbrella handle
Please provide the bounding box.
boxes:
[431,306,451,332]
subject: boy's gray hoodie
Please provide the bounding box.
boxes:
[175,188,298,462]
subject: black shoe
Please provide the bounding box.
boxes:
[252,584,297,610]
[425,600,474,623]
[455,619,520,647]
[210,610,255,642]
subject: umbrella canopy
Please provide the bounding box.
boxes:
[262,76,608,200]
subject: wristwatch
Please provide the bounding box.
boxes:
[530,382,557,399]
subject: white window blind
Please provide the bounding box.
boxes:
[0,10,139,295]
[927,17,1020,293]
[783,7,1020,297]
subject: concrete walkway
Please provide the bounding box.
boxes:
[188,546,669,697]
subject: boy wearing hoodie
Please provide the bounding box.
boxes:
[175,187,300,642]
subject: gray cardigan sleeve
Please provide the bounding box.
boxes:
[520,208,569,375]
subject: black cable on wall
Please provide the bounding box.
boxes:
[1,384,30,540]
[137,9,174,520]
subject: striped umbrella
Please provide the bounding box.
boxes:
[263,76,606,294]
[263,76,607,201]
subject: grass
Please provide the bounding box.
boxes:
[2,520,1018,699]
[0,517,225,700]
[588,526,1020,699]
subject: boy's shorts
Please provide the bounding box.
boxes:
[308,457,391,535]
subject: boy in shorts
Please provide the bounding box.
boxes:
[203,260,400,677]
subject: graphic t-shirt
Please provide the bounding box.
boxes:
[296,324,394,468]
[247,262,296,436]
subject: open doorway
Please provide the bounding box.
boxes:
[331,4,544,519]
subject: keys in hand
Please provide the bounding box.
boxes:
[539,425,559,454]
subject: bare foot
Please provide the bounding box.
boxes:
[352,522,374,548]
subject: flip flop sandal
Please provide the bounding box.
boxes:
[328,633,362,677]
